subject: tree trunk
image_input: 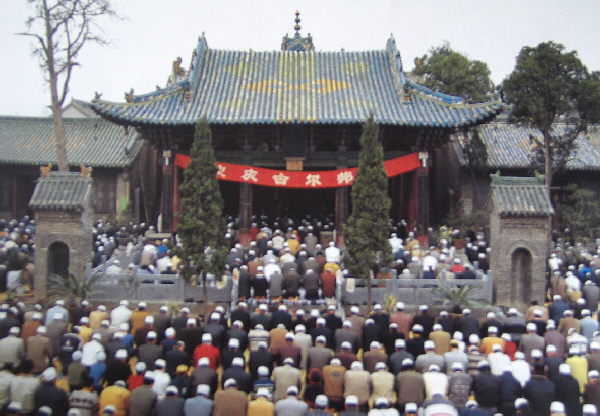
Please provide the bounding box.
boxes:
[470,168,480,211]
[544,129,552,198]
[44,0,69,172]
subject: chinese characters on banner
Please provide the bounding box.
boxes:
[174,153,421,188]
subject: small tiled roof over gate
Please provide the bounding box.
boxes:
[29,172,93,212]
[488,175,554,218]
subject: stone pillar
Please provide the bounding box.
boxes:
[160,150,173,232]
[416,152,430,234]
[335,186,349,245]
[239,182,252,246]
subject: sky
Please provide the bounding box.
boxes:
[2,0,600,117]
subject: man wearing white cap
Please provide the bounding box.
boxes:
[190,358,217,401]
[293,325,312,370]
[545,320,567,357]
[335,321,359,354]
[221,357,252,395]
[344,361,370,411]
[471,361,501,413]
[192,334,221,371]
[370,362,395,408]
[447,362,471,409]
[109,300,132,333]
[44,299,68,325]
[27,326,54,373]
[429,324,451,356]
[457,308,479,342]
[510,352,531,388]
[272,357,302,403]
[389,302,413,340]
[129,302,150,334]
[584,404,599,416]
[347,306,366,350]
[415,341,444,374]
[443,340,468,376]
[422,364,448,401]
[553,363,583,415]
[247,387,273,416]
[98,379,130,416]
[582,309,600,342]
[89,305,109,330]
[519,322,545,364]
[322,358,346,411]
[487,343,510,376]
[151,306,172,343]
[183,384,213,416]
[307,336,333,374]
[274,385,309,415]
[324,241,340,264]
[413,305,435,339]
[0,326,25,369]
[36,367,70,416]
[363,341,388,374]
[567,347,589,394]
[558,309,581,338]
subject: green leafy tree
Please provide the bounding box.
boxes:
[556,184,600,240]
[413,42,495,103]
[175,118,227,292]
[19,0,122,171]
[502,42,600,196]
[343,116,393,310]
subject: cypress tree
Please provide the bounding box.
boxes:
[175,117,227,285]
[343,115,393,309]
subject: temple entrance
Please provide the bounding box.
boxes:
[47,241,69,278]
[253,185,336,225]
[511,248,532,304]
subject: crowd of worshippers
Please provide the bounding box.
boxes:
[0,217,35,291]
[2,299,600,415]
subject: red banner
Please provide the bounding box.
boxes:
[175,152,421,189]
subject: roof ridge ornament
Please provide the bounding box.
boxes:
[281,11,314,52]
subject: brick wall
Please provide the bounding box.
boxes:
[490,212,551,305]
[34,207,93,299]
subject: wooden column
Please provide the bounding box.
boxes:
[416,151,430,234]
[160,149,173,232]
[239,182,252,246]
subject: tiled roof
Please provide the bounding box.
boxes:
[29,172,92,211]
[0,116,142,168]
[88,36,501,128]
[454,123,600,171]
[489,176,554,217]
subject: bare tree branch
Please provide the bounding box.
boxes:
[18,0,123,171]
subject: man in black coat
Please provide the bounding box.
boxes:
[221,357,252,394]
[311,318,333,349]
[230,302,251,332]
[412,305,436,338]
[552,363,582,416]
[457,308,480,341]
[271,305,293,330]
[471,360,501,414]
[524,363,556,416]
[225,320,248,353]
[249,341,274,382]
[34,367,69,416]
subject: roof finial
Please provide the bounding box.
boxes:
[294,11,301,34]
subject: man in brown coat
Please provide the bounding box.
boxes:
[213,378,248,416]
[519,323,546,364]
[276,333,302,368]
[363,341,388,374]
[26,326,53,374]
[334,321,359,354]
[389,302,413,340]
[323,358,346,412]
[396,358,425,412]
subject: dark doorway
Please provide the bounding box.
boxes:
[253,185,335,224]
[511,248,532,304]
[48,241,69,278]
